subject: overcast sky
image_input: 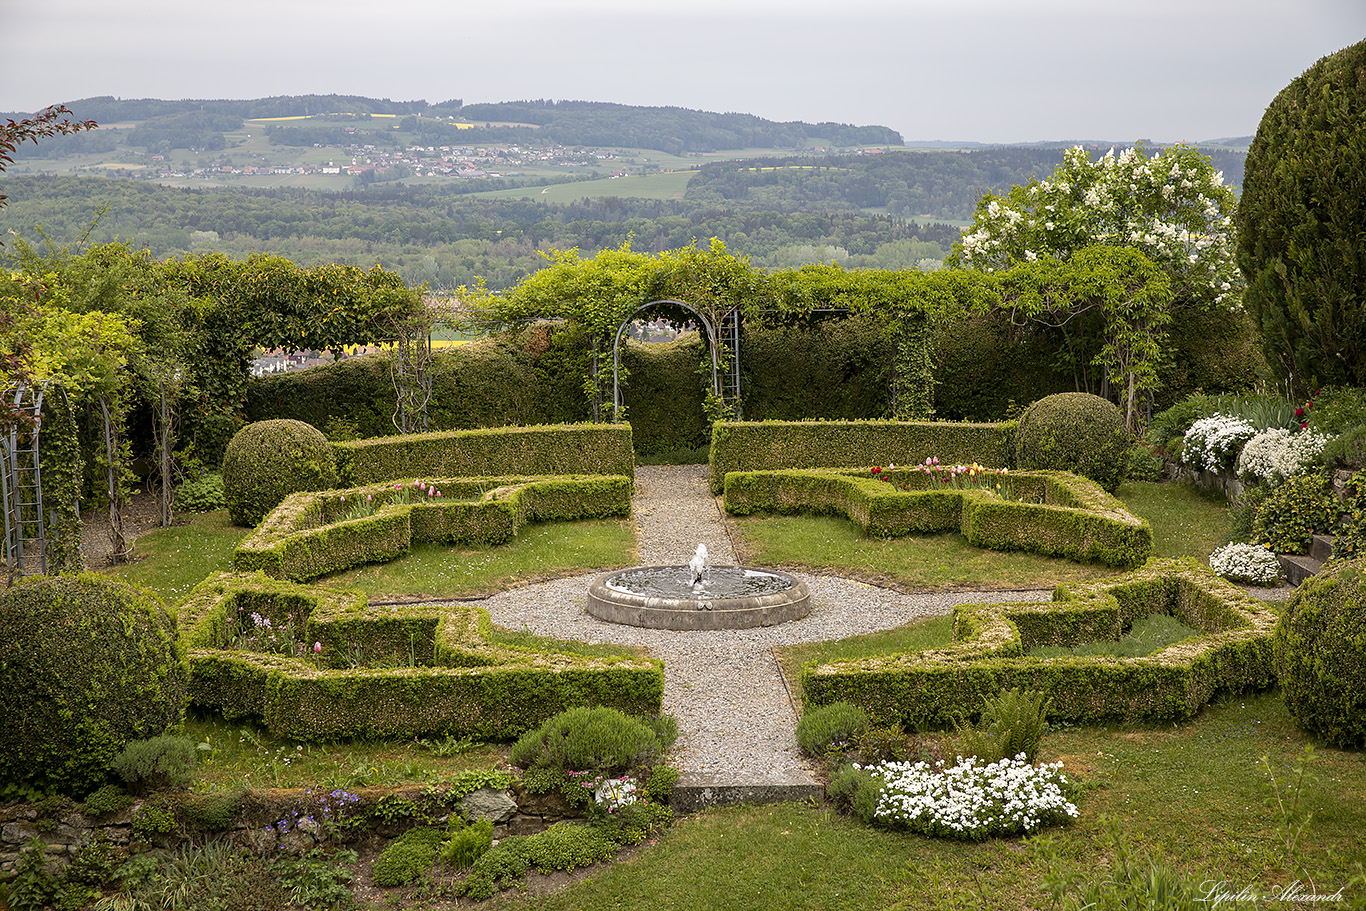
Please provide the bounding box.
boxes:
[4,0,1362,144]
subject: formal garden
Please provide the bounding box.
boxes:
[2,40,1365,911]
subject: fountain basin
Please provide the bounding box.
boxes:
[586,565,811,630]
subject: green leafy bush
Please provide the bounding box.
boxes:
[174,471,227,512]
[1272,559,1366,748]
[1014,393,1130,493]
[440,816,493,871]
[370,826,444,887]
[1330,471,1366,564]
[1303,386,1366,436]
[1125,443,1166,481]
[222,419,338,527]
[826,764,883,825]
[0,574,188,797]
[1322,425,1366,472]
[1251,474,1338,555]
[954,687,1052,764]
[81,784,132,817]
[111,735,198,793]
[509,707,671,776]
[796,701,870,757]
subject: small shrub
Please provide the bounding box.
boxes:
[1209,542,1283,585]
[0,575,188,797]
[1303,386,1366,436]
[853,725,919,765]
[221,419,337,527]
[509,707,670,776]
[1125,443,1167,481]
[1251,473,1338,555]
[1148,394,1218,453]
[131,802,177,839]
[111,735,198,794]
[826,764,883,825]
[460,836,532,901]
[1273,559,1366,748]
[796,701,871,757]
[82,784,132,817]
[640,765,680,805]
[370,826,444,888]
[440,816,493,871]
[1330,471,1366,564]
[173,471,227,512]
[524,820,619,874]
[1014,393,1130,493]
[180,790,244,833]
[1322,424,1366,471]
[954,687,1051,764]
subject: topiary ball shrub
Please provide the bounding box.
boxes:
[1272,558,1366,749]
[0,574,189,797]
[221,419,337,527]
[1014,392,1130,492]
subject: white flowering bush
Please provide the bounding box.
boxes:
[951,144,1240,309]
[1208,542,1282,585]
[1236,428,1329,484]
[861,754,1077,840]
[1181,414,1257,473]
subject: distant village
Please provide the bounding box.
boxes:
[145,141,627,182]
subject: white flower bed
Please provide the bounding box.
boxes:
[862,754,1077,839]
[1235,428,1329,484]
[1209,542,1282,585]
[1182,414,1258,473]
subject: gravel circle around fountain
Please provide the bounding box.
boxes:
[463,465,1053,783]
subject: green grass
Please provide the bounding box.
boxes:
[107,509,247,603]
[1031,611,1200,659]
[181,714,504,792]
[485,692,1366,911]
[314,518,635,600]
[1117,479,1232,559]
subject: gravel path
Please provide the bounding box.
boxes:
[477,465,1051,783]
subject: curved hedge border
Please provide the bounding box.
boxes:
[724,467,1151,567]
[180,572,663,741]
[334,423,635,486]
[709,420,1017,494]
[801,559,1277,728]
[232,474,633,582]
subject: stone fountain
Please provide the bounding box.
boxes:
[586,544,811,630]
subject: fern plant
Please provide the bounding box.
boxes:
[954,687,1052,763]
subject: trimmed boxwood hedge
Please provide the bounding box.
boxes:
[180,572,662,741]
[232,474,633,582]
[801,559,1277,729]
[724,467,1151,567]
[709,420,1016,494]
[333,423,634,487]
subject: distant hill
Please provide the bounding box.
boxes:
[25,95,902,157]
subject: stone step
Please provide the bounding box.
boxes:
[670,771,824,814]
[1310,534,1337,564]
[1278,553,1323,587]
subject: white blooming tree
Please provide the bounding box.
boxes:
[949,144,1240,430]
[950,144,1241,310]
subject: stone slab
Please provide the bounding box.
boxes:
[669,771,824,814]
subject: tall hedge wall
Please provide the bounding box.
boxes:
[709,420,1016,493]
[334,424,635,485]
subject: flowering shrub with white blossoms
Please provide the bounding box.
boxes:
[951,144,1240,310]
[1181,414,1258,474]
[1235,428,1329,485]
[861,754,1077,840]
[1208,542,1282,585]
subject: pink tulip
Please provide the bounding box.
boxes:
[313,642,322,654]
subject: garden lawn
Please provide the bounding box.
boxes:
[106,509,247,604]
[484,692,1366,911]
